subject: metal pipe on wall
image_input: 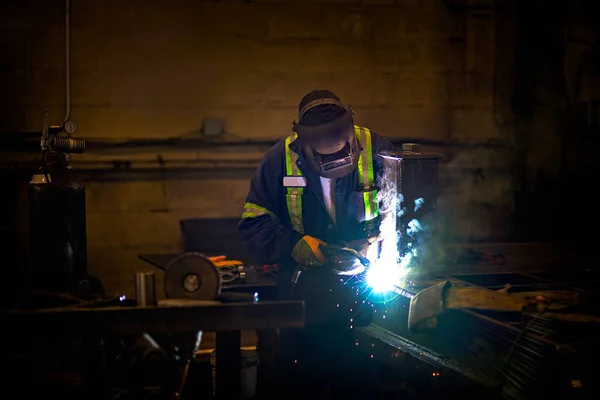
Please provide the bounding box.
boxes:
[0,132,514,153]
[62,0,71,125]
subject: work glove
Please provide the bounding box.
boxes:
[292,235,327,267]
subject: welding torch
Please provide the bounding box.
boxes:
[291,244,371,285]
[327,245,371,273]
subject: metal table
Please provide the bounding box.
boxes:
[354,242,599,399]
[2,300,304,399]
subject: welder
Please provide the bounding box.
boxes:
[238,90,394,397]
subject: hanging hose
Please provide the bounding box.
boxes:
[62,0,71,125]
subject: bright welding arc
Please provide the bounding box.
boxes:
[364,154,424,294]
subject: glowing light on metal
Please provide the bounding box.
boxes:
[364,152,428,294]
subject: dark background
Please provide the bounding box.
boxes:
[1,0,598,297]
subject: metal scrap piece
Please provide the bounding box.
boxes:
[408,280,530,333]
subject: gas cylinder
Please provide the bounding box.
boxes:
[28,152,87,292]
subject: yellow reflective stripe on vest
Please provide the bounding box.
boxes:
[284,127,377,233]
[355,126,378,220]
[284,133,305,234]
[242,202,277,220]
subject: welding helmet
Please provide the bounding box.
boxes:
[292,90,359,179]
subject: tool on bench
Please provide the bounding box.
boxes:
[163,253,253,302]
[164,253,222,300]
[207,255,246,284]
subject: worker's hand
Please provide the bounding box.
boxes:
[292,235,328,267]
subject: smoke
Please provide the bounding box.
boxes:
[364,146,514,292]
[365,186,425,293]
[414,197,424,212]
[407,218,422,236]
[436,148,513,244]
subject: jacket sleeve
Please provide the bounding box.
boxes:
[238,146,304,266]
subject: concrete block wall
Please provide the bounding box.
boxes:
[1,0,508,295]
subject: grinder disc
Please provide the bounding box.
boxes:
[164,252,221,300]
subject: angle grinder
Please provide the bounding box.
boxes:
[163,253,254,303]
[164,253,221,300]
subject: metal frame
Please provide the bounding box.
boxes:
[355,268,600,399]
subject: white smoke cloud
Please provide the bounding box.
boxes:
[436,148,513,243]
[366,177,425,293]
[407,219,422,236]
[414,197,424,212]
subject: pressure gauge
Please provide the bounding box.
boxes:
[63,119,78,134]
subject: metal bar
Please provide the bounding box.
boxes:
[135,272,157,306]
[138,254,170,270]
[459,309,560,347]
[518,271,591,295]
[1,301,305,335]
[355,324,488,386]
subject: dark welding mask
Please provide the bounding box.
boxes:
[292,96,359,180]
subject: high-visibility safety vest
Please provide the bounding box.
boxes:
[241,126,378,234]
[284,125,378,234]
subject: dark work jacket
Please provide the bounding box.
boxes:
[238,131,395,289]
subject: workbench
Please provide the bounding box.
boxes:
[2,300,304,399]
